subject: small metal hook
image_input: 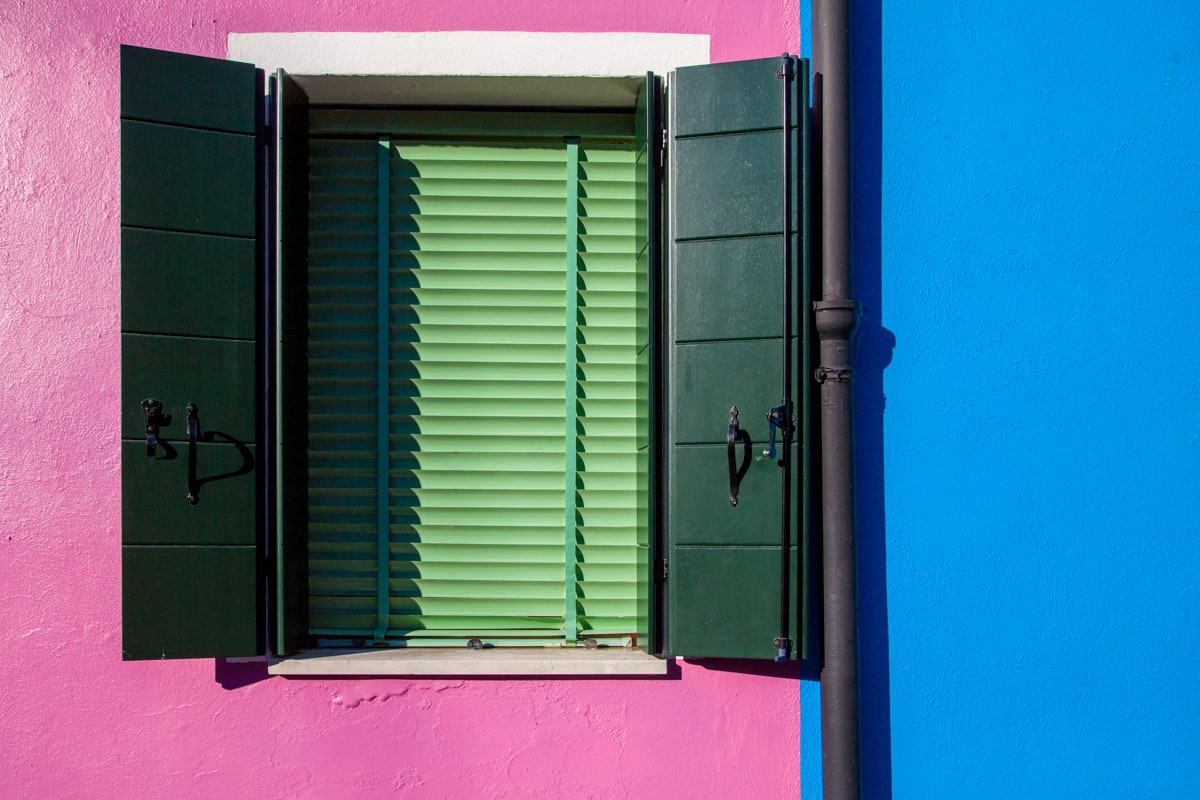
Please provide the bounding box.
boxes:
[765,402,794,462]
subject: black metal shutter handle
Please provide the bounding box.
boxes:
[186,403,200,505]
[727,407,753,506]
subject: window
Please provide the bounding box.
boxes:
[120,44,809,669]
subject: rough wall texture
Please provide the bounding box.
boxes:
[846,0,1200,797]
[0,2,800,798]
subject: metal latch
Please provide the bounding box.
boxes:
[142,398,170,457]
[764,402,794,461]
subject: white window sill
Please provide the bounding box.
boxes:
[268,647,669,677]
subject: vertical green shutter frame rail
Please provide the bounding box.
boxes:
[120,45,264,660]
[633,73,660,654]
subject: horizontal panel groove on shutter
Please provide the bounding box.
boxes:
[308,131,645,643]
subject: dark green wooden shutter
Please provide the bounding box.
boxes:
[665,57,809,659]
[120,45,264,659]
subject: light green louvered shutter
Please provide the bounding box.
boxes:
[305,116,646,646]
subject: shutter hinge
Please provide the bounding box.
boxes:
[659,129,667,166]
[662,559,669,580]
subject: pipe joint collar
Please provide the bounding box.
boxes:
[813,299,860,340]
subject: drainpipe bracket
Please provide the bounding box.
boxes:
[814,366,853,384]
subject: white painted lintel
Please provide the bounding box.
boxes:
[230,31,708,106]
[229,31,710,79]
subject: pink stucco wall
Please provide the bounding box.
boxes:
[0,2,800,797]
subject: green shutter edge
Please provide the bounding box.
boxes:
[274,69,313,656]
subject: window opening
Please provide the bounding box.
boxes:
[304,110,648,647]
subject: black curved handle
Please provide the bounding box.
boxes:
[726,407,753,507]
[186,402,200,505]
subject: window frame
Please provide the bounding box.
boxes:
[267,67,665,672]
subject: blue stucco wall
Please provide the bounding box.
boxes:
[806,1,1200,797]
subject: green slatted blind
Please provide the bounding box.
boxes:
[307,120,644,646]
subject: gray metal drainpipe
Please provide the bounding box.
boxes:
[812,0,863,797]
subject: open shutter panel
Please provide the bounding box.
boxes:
[120,45,265,659]
[666,56,810,659]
